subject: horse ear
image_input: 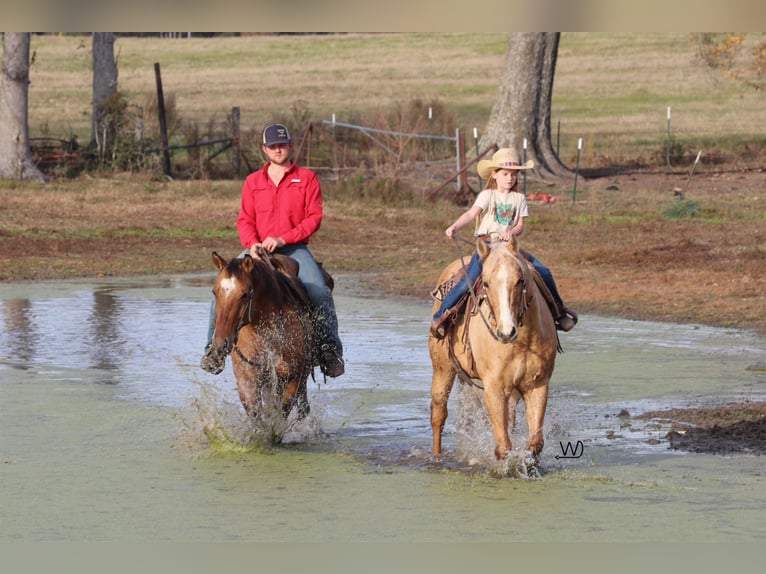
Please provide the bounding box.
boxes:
[212,251,227,271]
[477,238,490,259]
[507,235,520,255]
[241,254,254,273]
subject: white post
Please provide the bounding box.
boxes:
[522,138,528,195]
[455,128,461,192]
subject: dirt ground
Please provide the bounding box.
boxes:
[2,165,764,456]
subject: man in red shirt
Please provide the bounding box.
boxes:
[201,124,344,378]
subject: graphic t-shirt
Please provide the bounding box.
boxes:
[472,189,529,238]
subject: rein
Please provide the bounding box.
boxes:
[451,235,504,342]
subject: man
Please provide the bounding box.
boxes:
[200,123,345,378]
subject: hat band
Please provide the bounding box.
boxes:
[499,161,522,167]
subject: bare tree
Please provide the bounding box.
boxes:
[91,32,119,151]
[482,33,571,180]
[0,32,46,181]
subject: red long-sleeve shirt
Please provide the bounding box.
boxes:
[236,162,323,249]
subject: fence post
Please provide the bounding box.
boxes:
[665,106,672,170]
[455,128,462,191]
[232,106,241,176]
[153,63,171,177]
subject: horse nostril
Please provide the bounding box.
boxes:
[497,327,518,344]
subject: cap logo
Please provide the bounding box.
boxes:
[263,124,291,146]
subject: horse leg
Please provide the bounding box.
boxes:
[507,388,521,435]
[234,361,267,419]
[236,380,261,419]
[522,383,549,458]
[483,385,513,460]
[282,379,310,420]
[430,360,457,456]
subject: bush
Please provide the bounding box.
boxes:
[662,198,700,219]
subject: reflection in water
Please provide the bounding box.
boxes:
[2,298,35,365]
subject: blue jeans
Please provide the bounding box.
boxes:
[523,251,564,310]
[432,252,482,322]
[206,245,342,354]
[432,249,564,321]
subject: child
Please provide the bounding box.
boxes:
[430,147,577,338]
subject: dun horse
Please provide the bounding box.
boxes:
[208,250,320,423]
[429,237,560,462]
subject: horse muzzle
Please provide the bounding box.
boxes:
[495,326,519,344]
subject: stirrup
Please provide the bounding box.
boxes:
[430,308,457,340]
[430,320,448,340]
[556,307,578,332]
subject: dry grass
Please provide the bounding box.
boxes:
[19,33,765,165]
[2,165,764,335]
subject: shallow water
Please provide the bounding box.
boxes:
[1,274,764,541]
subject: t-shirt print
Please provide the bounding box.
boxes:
[495,202,518,226]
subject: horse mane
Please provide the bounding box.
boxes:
[235,255,311,309]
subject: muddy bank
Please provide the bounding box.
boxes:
[638,401,766,456]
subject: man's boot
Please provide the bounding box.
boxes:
[319,343,345,378]
[313,311,345,378]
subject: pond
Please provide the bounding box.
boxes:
[1,274,764,542]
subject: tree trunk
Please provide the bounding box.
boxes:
[482,33,571,180]
[0,32,46,181]
[91,32,119,150]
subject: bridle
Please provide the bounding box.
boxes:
[224,253,314,378]
[452,235,530,343]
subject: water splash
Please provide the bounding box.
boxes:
[172,378,326,458]
[452,383,543,478]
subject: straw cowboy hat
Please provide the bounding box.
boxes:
[477,148,534,180]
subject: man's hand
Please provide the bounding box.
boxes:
[260,236,285,253]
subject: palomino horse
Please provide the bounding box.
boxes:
[208,250,317,422]
[429,236,560,462]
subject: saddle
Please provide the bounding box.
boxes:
[431,255,563,338]
[265,252,334,291]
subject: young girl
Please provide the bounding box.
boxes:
[430,147,577,338]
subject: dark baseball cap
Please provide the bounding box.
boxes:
[262,124,291,147]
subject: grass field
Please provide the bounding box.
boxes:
[20,32,766,166]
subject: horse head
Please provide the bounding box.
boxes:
[210,251,256,355]
[477,237,530,343]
